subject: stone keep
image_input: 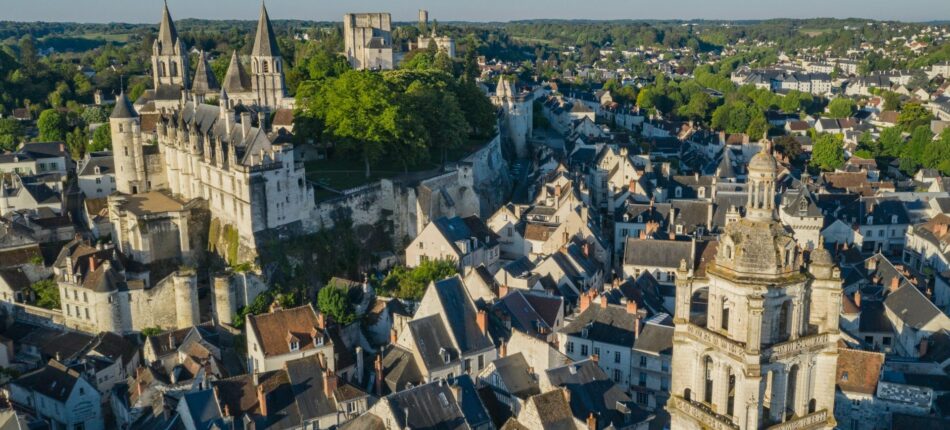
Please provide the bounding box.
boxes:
[667,142,840,430]
[493,77,533,158]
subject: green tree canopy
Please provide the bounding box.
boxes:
[0,118,23,152]
[37,109,68,142]
[30,279,60,310]
[898,103,934,132]
[810,133,846,172]
[381,259,457,301]
[90,123,111,152]
[826,98,855,119]
[317,283,357,325]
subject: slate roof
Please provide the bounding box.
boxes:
[560,303,638,348]
[191,51,220,95]
[633,321,674,355]
[384,380,469,430]
[381,345,423,394]
[525,389,576,430]
[489,353,540,399]
[408,314,458,372]
[157,2,180,55]
[13,360,84,402]
[885,285,944,330]
[623,237,693,269]
[222,51,252,93]
[285,355,338,420]
[433,276,494,354]
[111,91,137,119]
[77,153,114,176]
[546,359,637,429]
[0,267,31,292]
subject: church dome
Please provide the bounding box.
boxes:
[715,218,800,278]
[748,147,777,173]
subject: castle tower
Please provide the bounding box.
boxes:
[173,271,199,329]
[249,3,287,109]
[667,143,839,429]
[190,50,220,103]
[152,1,189,89]
[111,91,147,194]
[213,274,233,326]
[495,77,533,158]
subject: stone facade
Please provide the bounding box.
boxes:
[343,13,394,70]
[667,143,840,430]
[493,78,534,158]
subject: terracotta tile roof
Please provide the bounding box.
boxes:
[247,305,325,357]
[524,223,556,242]
[836,347,884,395]
[271,108,294,126]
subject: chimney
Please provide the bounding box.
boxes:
[498,283,509,298]
[374,354,384,396]
[582,242,590,258]
[919,338,929,358]
[390,328,398,344]
[580,293,591,312]
[88,255,97,272]
[257,385,268,417]
[555,184,562,197]
[316,312,326,329]
[599,294,608,309]
[854,290,862,308]
[587,412,597,430]
[628,179,636,193]
[323,369,338,398]
[476,310,488,336]
[634,315,641,337]
[499,338,507,358]
[890,276,900,292]
[223,404,230,418]
[591,353,599,364]
[240,112,252,139]
[626,298,638,315]
[355,346,364,384]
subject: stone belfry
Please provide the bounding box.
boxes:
[249,2,287,109]
[152,1,189,89]
[667,141,840,430]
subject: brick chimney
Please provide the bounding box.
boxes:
[257,384,268,417]
[587,412,597,430]
[634,315,641,337]
[88,255,97,272]
[375,354,383,396]
[476,310,488,336]
[591,353,599,364]
[582,242,590,258]
[499,338,507,358]
[390,328,398,344]
[498,283,509,298]
[854,290,862,308]
[555,184,562,198]
[626,298,638,315]
[580,293,592,312]
[890,276,900,292]
[599,294,608,309]
[628,179,636,193]
[323,369,338,398]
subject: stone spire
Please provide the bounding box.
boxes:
[111,91,137,119]
[222,51,251,93]
[251,2,281,58]
[191,51,220,95]
[157,0,180,55]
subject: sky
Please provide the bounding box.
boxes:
[3,0,949,23]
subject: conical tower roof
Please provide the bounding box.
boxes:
[111,91,138,119]
[191,51,220,95]
[157,1,180,55]
[222,51,251,93]
[251,3,281,57]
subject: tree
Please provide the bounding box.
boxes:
[882,91,902,112]
[311,71,401,178]
[826,98,855,119]
[0,118,23,152]
[317,283,357,325]
[773,135,803,160]
[898,103,934,132]
[456,80,496,138]
[746,113,769,140]
[810,133,845,172]
[141,327,163,337]
[878,127,904,158]
[65,127,88,159]
[30,279,60,310]
[81,106,109,125]
[402,80,466,167]
[381,259,457,301]
[37,109,68,142]
[90,123,111,152]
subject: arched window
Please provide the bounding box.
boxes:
[787,365,800,416]
[725,245,733,259]
[727,368,736,416]
[703,356,714,404]
[808,398,817,414]
[778,301,791,342]
[684,388,692,401]
[721,297,731,331]
[171,61,178,77]
[159,62,167,77]
[253,59,258,73]
[262,60,269,73]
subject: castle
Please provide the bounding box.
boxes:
[343,13,395,71]
[667,143,840,429]
[109,2,313,263]
[492,77,534,159]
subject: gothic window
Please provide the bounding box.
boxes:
[171,61,178,77]
[703,356,714,404]
[159,61,167,77]
[787,365,800,415]
[253,59,258,73]
[262,60,270,73]
[684,388,692,401]
[808,399,817,414]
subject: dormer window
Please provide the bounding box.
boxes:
[867,216,873,224]
[891,215,897,224]
[287,332,300,352]
[439,347,451,364]
[675,187,683,198]
[698,187,706,198]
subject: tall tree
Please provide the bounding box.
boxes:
[37,109,67,142]
[810,133,845,172]
[0,118,23,152]
[898,103,934,132]
[826,98,855,119]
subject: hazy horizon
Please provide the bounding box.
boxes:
[4,0,949,24]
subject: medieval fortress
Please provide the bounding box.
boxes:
[49,4,524,335]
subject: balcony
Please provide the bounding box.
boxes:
[667,395,739,430]
[683,323,746,358]
[766,333,832,363]
[765,409,831,430]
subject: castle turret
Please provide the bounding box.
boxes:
[111,91,146,194]
[249,3,287,109]
[152,1,189,89]
[213,274,233,326]
[173,271,199,329]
